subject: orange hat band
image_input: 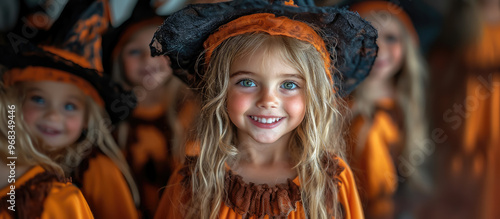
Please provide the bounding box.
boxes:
[3,66,104,106]
[203,13,333,82]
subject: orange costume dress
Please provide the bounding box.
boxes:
[71,149,138,219]
[154,156,364,219]
[0,166,93,219]
[347,99,400,219]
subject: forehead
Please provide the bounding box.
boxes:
[364,13,403,34]
[126,25,158,46]
[23,81,85,97]
[231,45,300,75]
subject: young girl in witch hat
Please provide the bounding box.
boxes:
[0,81,93,218]
[1,44,140,219]
[347,1,429,218]
[150,0,378,218]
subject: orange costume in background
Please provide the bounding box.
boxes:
[154,157,364,219]
[71,149,138,219]
[347,99,400,219]
[122,103,177,218]
[429,19,500,219]
[0,166,93,219]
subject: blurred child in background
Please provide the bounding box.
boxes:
[102,1,199,217]
[0,81,93,219]
[1,45,139,219]
[348,1,429,218]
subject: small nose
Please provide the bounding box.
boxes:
[257,87,279,109]
[44,107,62,122]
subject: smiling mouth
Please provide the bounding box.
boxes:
[249,116,284,124]
[37,125,62,136]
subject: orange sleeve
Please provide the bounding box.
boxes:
[337,158,365,219]
[82,154,138,219]
[348,112,398,218]
[41,183,94,219]
[154,166,189,219]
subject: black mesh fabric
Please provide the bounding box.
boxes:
[150,0,378,96]
[0,44,137,125]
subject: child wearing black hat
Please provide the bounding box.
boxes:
[151,0,378,218]
[0,81,93,218]
[1,45,139,219]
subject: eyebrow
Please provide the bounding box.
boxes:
[230,71,305,80]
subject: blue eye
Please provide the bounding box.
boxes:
[281,81,298,90]
[238,79,256,87]
[64,103,77,111]
[30,96,45,104]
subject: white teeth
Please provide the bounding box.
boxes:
[250,116,282,124]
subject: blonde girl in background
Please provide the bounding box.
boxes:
[348,1,429,218]
[151,0,379,218]
[1,45,139,219]
[102,1,200,217]
[0,81,93,218]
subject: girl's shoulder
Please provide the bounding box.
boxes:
[0,166,93,219]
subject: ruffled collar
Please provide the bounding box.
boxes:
[224,170,302,218]
[180,156,344,218]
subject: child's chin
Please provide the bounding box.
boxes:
[42,140,69,152]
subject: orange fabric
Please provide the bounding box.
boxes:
[350,1,419,44]
[64,0,110,72]
[428,22,500,218]
[42,46,95,70]
[203,13,333,83]
[347,103,399,218]
[3,66,104,106]
[0,166,93,219]
[154,158,363,219]
[132,104,166,120]
[461,23,500,219]
[126,104,174,217]
[80,153,138,219]
[284,0,298,7]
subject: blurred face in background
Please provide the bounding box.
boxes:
[121,26,172,88]
[365,13,405,83]
[22,81,86,150]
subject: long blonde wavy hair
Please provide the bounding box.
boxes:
[186,33,348,218]
[0,82,64,178]
[8,83,141,205]
[352,13,428,186]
